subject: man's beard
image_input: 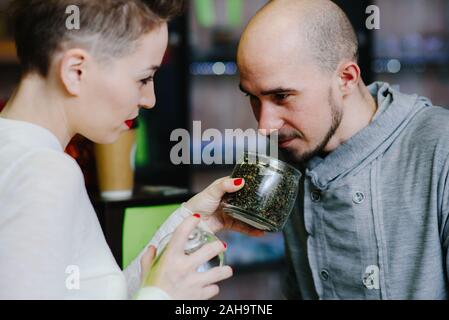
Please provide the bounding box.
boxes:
[282,90,343,164]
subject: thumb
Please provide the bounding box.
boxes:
[205,177,245,200]
[140,245,157,281]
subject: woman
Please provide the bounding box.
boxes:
[0,0,262,299]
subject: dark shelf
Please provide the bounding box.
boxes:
[230,258,286,273]
[0,41,18,64]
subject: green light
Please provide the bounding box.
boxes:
[195,0,243,27]
[195,0,215,27]
[227,0,243,27]
[136,117,149,167]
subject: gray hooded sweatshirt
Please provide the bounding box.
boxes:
[283,82,449,300]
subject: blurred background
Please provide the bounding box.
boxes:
[1,0,448,299]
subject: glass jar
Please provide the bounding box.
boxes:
[221,152,302,232]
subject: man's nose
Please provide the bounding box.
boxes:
[257,104,283,135]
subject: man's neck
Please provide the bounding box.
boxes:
[324,83,378,153]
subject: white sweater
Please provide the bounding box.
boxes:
[0,117,190,300]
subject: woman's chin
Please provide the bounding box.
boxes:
[88,131,121,145]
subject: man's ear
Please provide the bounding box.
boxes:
[336,61,361,95]
[59,49,89,96]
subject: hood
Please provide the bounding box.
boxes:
[304,82,432,190]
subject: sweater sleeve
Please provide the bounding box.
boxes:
[122,204,193,299]
[0,150,84,299]
[440,154,449,285]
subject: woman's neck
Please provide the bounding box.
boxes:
[0,74,75,149]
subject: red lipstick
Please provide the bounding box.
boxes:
[125,120,134,129]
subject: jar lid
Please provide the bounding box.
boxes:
[157,227,213,256]
[184,228,211,254]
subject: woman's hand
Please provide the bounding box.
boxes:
[184,177,265,237]
[140,245,157,283]
[141,215,232,300]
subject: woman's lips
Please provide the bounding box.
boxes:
[125,120,134,129]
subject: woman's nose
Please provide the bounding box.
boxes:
[139,87,156,110]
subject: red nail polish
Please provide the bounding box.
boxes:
[234,178,243,186]
[193,213,201,219]
[223,242,228,249]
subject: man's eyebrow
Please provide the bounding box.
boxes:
[239,84,297,96]
[260,88,297,96]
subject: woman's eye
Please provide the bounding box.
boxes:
[140,76,153,86]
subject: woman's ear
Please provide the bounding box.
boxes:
[59,49,89,96]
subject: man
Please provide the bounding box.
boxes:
[237,0,449,299]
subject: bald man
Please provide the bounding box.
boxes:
[237,0,449,299]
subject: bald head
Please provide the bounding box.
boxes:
[238,0,358,74]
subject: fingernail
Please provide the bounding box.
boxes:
[193,213,201,219]
[222,241,228,249]
[148,245,156,254]
[234,178,243,186]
